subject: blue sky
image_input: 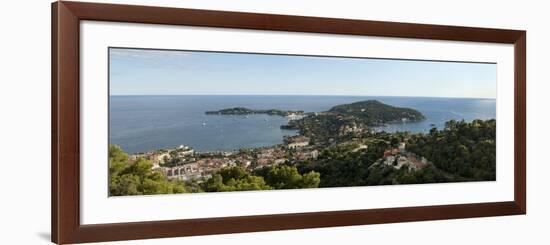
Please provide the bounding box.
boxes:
[109,48,496,98]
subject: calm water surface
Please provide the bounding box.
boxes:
[109,95,496,153]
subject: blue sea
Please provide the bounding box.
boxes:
[109,95,496,153]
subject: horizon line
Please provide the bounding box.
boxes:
[108,94,496,100]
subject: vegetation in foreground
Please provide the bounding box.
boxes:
[109,145,321,196]
[296,119,495,187]
[109,145,186,196]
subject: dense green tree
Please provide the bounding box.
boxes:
[109,144,128,178]
[293,119,497,187]
[296,143,385,187]
[255,165,320,189]
[202,167,272,192]
[300,171,322,188]
[109,145,187,196]
[394,165,454,184]
[329,100,425,124]
[406,119,496,181]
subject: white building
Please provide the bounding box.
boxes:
[286,136,310,149]
[398,142,406,152]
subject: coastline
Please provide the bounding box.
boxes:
[112,118,496,196]
[110,95,496,154]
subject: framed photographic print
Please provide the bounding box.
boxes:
[51,1,526,244]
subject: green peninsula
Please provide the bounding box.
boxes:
[281,100,425,144]
[329,100,426,124]
[205,107,305,117]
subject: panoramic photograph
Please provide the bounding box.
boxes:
[108,47,496,197]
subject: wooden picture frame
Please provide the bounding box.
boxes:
[52,1,526,244]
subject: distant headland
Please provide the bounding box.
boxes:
[206,100,425,124]
[205,107,305,117]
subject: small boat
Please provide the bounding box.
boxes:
[202,122,206,126]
